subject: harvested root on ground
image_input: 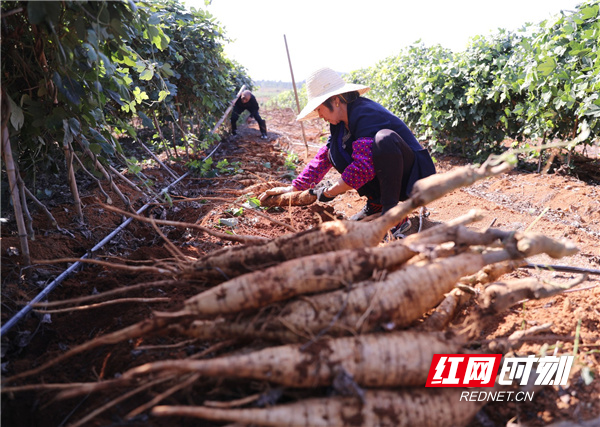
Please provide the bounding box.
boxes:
[459,260,526,286]
[175,233,577,342]
[181,160,514,282]
[169,244,417,317]
[151,388,485,427]
[273,252,497,337]
[238,180,287,196]
[420,288,473,332]
[480,274,588,314]
[166,222,496,318]
[260,189,317,207]
[121,331,462,388]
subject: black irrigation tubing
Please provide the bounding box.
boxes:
[1,141,224,336]
[521,263,600,276]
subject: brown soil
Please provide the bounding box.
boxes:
[1,107,599,427]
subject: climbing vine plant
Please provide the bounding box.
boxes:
[1,0,251,263]
[348,1,599,161]
[272,1,599,163]
[1,0,251,184]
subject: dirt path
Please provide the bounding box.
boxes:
[1,107,598,426]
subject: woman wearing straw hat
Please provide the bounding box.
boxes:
[260,67,436,236]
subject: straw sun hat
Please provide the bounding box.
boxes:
[296,67,370,121]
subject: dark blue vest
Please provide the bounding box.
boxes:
[327,97,435,200]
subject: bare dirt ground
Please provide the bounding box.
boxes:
[1,107,599,427]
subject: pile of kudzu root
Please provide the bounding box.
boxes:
[2,160,585,427]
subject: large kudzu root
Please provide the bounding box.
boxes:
[420,288,473,332]
[480,275,588,315]
[169,221,497,319]
[172,244,417,317]
[271,233,577,337]
[459,260,526,286]
[175,232,578,342]
[179,220,374,283]
[174,251,492,343]
[57,331,463,399]
[260,189,317,207]
[180,161,514,283]
[274,252,492,337]
[239,180,287,196]
[152,388,486,427]
[120,331,463,388]
[1,217,488,383]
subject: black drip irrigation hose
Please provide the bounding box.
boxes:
[0,140,230,337]
[522,263,600,275]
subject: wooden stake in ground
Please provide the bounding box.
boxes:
[1,89,31,265]
[284,34,309,158]
[62,141,84,221]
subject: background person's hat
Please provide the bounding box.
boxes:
[296,67,370,121]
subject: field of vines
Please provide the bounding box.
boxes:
[1,1,599,426]
[271,1,600,165]
[1,0,252,265]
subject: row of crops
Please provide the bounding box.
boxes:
[270,1,600,163]
[2,0,599,226]
[1,0,255,265]
[1,0,251,186]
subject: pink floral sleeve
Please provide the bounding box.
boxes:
[292,145,332,190]
[341,137,375,189]
[292,138,376,191]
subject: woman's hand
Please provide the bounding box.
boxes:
[309,186,336,202]
[258,185,295,203]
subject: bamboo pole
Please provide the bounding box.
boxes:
[72,151,113,204]
[174,100,191,159]
[137,138,180,180]
[16,171,34,239]
[63,139,84,221]
[1,122,31,265]
[23,185,60,230]
[153,114,173,159]
[211,85,246,134]
[284,34,309,159]
[77,141,132,209]
[107,164,143,193]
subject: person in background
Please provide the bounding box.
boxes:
[259,67,436,237]
[231,90,268,139]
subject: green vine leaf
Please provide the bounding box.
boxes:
[537,57,557,77]
[139,68,154,81]
[158,90,169,102]
[133,87,149,104]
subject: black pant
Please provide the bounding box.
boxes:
[231,108,267,135]
[371,129,415,214]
